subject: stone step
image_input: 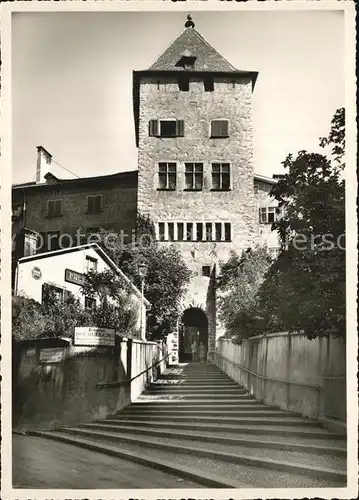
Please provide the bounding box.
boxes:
[154,383,238,388]
[147,385,248,391]
[100,418,345,439]
[27,430,245,488]
[80,422,346,455]
[121,408,301,418]
[112,413,320,426]
[138,393,256,400]
[51,427,346,485]
[133,399,265,407]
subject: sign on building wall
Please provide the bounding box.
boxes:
[65,269,85,286]
[32,267,42,280]
[167,332,179,366]
[39,347,65,364]
[74,327,115,347]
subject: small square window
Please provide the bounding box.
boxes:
[177,222,184,241]
[224,223,231,241]
[202,266,211,277]
[158,222,165,241]
[211,120,229,138]
[178,76,189,91]
[215,223,222,242]
[259,207,278,224]
[160,120,177,137]
[85,296,96,313]
[168,222,174,241]
[204,78,214,92]
[86,256,98,273]
[186,223,194,241]
[205,223,212,241]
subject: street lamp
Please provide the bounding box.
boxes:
[138,261,148,340]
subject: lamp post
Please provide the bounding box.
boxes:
[138,261,148,340]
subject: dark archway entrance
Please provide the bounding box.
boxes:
[179,308,208,362]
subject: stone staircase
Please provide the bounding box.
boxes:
[29,362,347,488]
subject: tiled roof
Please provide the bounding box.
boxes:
[149,27,238,73]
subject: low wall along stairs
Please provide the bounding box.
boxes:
[26,362,346,488]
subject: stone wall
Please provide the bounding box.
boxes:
[137,76,256,350]
[13,337,166,431]
[215,333,346,420]
[22,183,137,239]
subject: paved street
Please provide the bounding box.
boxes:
[13,434,202,489]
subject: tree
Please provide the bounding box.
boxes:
[259,108,345,338]
[86,214,192,340]
[81,269,139,338]
[217,247,272,341]
[12,289,90,342]
[12,295,47,342]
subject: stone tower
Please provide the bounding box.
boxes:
[133,16,258,358]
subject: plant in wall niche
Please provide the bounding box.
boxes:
[81,269,140,339]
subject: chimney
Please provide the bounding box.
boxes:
[36,146,52,184]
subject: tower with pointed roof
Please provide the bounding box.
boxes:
[133,16,259,358]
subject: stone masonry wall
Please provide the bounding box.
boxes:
[137,76,256,350]
[23,184,137,241]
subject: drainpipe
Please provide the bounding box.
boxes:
[14,260,19,296]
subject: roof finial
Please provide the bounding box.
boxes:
[185,14,195,29]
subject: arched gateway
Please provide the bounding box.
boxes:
[179,307,208,362]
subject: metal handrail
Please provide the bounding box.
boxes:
[214,352,321,391]
[97,351,172,389]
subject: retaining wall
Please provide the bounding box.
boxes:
[215,333,346,420]
[13,336,166,431]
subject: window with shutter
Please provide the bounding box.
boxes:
[159,120,177,137]
[86,195,102,214]
[47,199,62,217]
[211,120,229,138]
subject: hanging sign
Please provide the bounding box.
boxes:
[65,269,85,286]
[74,327,115,347]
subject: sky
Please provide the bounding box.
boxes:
[12,10,345,184]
